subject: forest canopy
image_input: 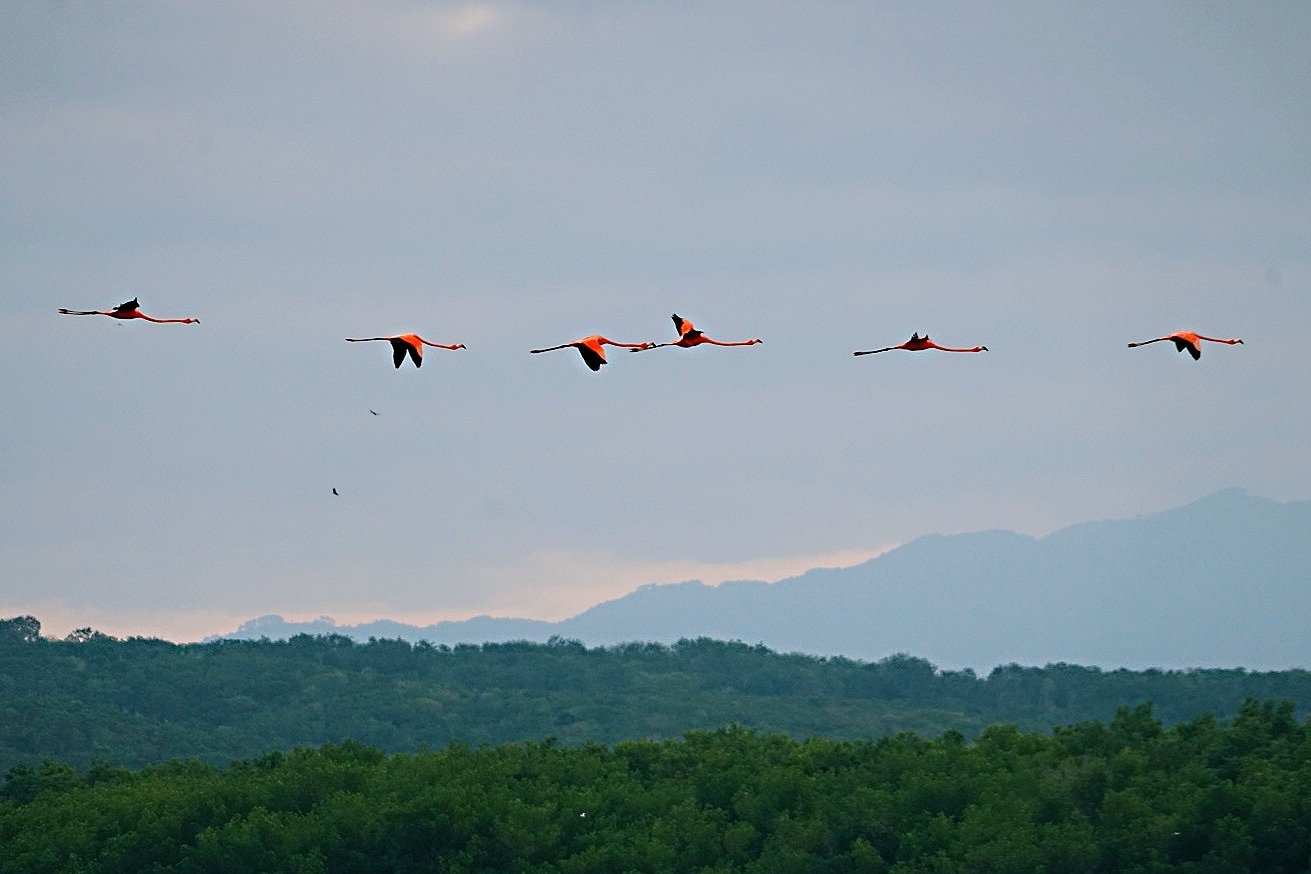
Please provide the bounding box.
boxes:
[2,701,1309,873]
[3,615,1310,773]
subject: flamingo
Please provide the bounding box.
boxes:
[345,334,465,369]
[1127,331,1242,361]
[530,335,653,371]
[854,332,987,356]
[58,298,198,324]
[635,314,762,351]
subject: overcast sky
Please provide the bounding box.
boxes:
[2,1,1308,642]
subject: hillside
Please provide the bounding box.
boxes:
[225,489,1311,669]
[4,615,1311,774]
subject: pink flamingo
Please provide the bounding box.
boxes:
[530,335,653,371]
[346,334,466,368]
[59,298,198,324]
[636,314,762,351]
[854,332,987,356]
[1127,331,1242,361]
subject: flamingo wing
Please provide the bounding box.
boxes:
[1172,337,1202,360]
[577,344,606,371]
[115,299,141,313]
[672,314,694,337]
[390,340,407,369]
[408,343,423,368]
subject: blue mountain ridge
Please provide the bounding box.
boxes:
[218,489,1311,670]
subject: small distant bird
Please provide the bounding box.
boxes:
[530,335,653,371]
[59,298,199,324]
[854,332,987,356]
[1127,331,1243,361]
[369,410,379,416]
[332,488,339,496]
[636,314,762,350]
[345,334,465,369]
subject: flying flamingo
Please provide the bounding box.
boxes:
[58,298,198,324]
[345,334,466,369]
[530,335,653,371]
[635,314,762,351]
[1127,331,1243,361]
[854,332,987,356]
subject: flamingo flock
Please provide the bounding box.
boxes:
[58,298,1244,371]
[58,298,1246,498]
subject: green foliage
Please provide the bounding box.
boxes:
[3,706,1311,873]
[5,617,1311,774]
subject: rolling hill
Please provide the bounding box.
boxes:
[224,489,1311,670]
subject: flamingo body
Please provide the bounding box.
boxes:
[345,333,466,368]
[1127,331,1243,361]
[854,332,987,356]
[530,335,652,371]
[58,298,199,324]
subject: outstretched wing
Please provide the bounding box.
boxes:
[672,314,694,337]
[114,298,140,313]
[408,343,423,367]
[577,344,606,371]
[391,340,407,369]
[1172,337,1201,360]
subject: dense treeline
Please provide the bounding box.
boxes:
[4,701,1310,872]
[4,615,1311,772]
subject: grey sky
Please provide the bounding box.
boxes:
[2,1,1308,642]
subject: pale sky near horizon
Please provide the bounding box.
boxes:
[2,2,1309,643]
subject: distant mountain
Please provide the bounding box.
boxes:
[221,489,1311,669]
